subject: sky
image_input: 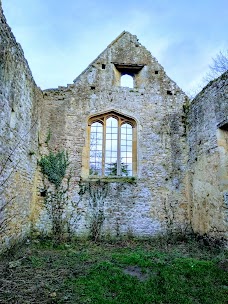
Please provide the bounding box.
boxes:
[2,0,228,95]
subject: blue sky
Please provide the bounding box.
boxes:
[2,0,228,95]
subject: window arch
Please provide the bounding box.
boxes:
[121,74,134,88]
[88,112,137,177]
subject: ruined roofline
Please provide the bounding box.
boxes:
[192,70,228,104]
[73,31,136,84]
[106,30,129,48]
[72,31,186,96]
[1,1,38,88]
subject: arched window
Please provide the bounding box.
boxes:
[88,112,136,176]
[121,74,134,88]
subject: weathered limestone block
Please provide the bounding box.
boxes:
[0,3,42,252]
[36,32,189,237]
[187,72,228,240]
[1,0,227,245]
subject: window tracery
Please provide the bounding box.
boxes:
[88,112,137,176]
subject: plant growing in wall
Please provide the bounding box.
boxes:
[39,151,69,189]
[79,180,108,242]
[39,150,79,242]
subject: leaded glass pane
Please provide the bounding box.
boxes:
[90,122,103,175]
[121,123,133,176]
[105,117,118,176]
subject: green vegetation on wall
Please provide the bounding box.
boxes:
[39,151,69,189]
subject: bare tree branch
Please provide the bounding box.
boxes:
[204,50,228,82]
[210,50,228,73]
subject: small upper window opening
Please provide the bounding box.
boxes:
[167,90,172,95]
[91,86,95,90]
[155,71,159,74]
[121,74,134,88]
[113,63,144,89]
[102,64,106,69]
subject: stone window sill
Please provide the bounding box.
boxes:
[83,176,137,184]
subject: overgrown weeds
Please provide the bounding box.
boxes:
[0,237,227,303]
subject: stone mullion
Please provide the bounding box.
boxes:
[102,117,107,176]
[117,117,121,176]
[132,126,137,176]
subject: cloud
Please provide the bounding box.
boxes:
[2,0,228,93]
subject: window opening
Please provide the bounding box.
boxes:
[89,112,136,177]
[105,117,118,175]
[113,63,144,89]
[217,123,228,192]
[121,74,133,88]
[121,123,132,176]
[90,122,103,175]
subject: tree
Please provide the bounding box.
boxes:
[204,50,228,82]
[105,161,129,176]
[188,49,228,99]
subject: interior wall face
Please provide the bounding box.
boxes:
[1,1,227,245]
[0,4,42,250]
[37,32,190,237]
[187,72,228,239]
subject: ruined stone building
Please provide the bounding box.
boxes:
[0,1,227,251]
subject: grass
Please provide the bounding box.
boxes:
[0,238,227,303]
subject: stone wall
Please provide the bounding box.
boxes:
[0,2,42,251]
[36,32,190,238]
[0,3,227,245]
[187,72,228,239]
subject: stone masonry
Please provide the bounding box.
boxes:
[37,31,189,238]
[0,1,227,251]
[187,73,228,239]
[0,1,42,250]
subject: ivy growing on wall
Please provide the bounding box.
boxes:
[39,151,69,189]
[38,132,83,243]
